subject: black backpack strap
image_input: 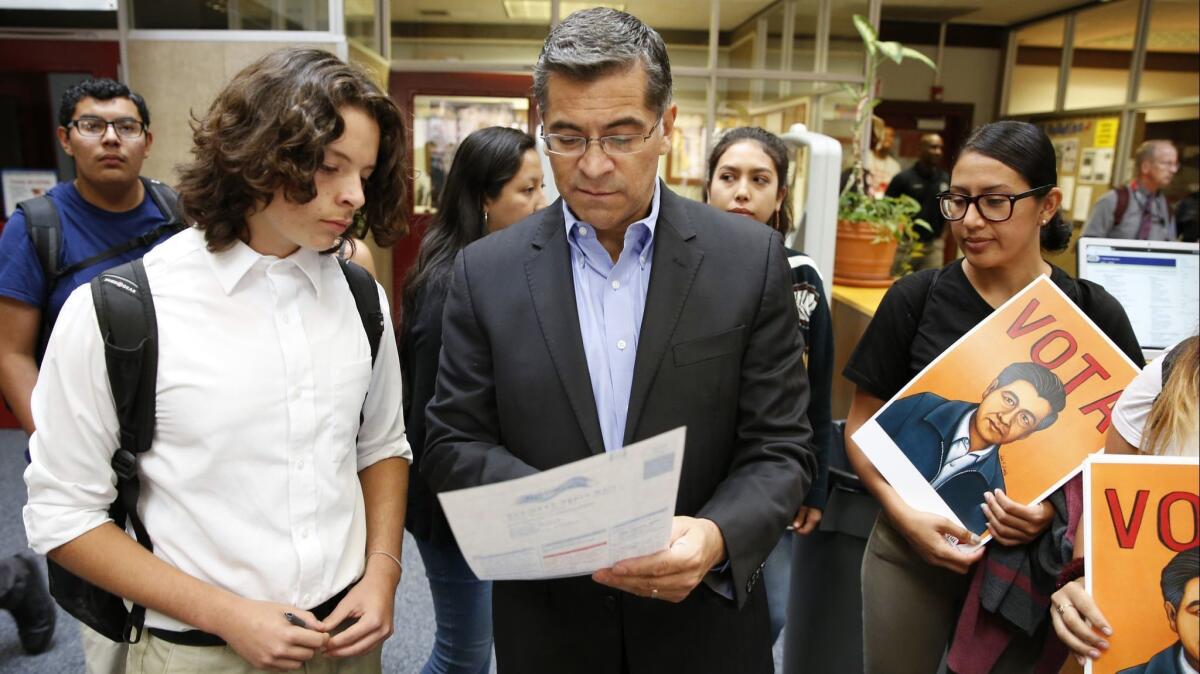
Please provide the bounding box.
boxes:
[90,259,159,643]
[141,177,186,228]
[337,257,383,365]
[54,179,187,282]
[18,195,62,282]
[19,196,63,362]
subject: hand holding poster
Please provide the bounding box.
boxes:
[853,276,1140,541]
[1084,456,1199,674]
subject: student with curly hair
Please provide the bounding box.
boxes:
[23,48,411,673]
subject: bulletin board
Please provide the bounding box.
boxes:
[1036,115,1121,273]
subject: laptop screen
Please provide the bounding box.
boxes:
[1077,237,1200,354]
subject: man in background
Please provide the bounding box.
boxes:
[0,77,177,673]
[1084,140,1179,241]
[886,133,950,272]
[866,123,901,198]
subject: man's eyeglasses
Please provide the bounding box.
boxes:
[936,185,1054,223]
[542,118,662,157]
[68,116,147,139]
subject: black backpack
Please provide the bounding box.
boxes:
[16,176,187,360]
[45,255,384,644]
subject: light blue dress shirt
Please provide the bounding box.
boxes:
[563,183,660,452]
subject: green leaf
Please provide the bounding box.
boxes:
[853,15,877,54]
[900,46,938,71]
[877,41,904,64]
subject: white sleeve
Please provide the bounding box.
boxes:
[354,281,412,470]
[22,285,122,554]
[1110,353,1166,449]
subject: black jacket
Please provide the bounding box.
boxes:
[423,185,816,673]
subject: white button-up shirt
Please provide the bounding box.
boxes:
[930,409,996,490]
[23,227,410,632]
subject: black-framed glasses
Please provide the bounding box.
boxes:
[936,185,1054,223]
[68,116,146,139]
[542,118,662,156]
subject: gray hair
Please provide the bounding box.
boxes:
[533,8,672,117]
[1136,139,1175,169]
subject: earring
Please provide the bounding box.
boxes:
[484,210,489,227]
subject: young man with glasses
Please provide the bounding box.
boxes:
[0,78,176,674]
[422,8,815,673]
[1083,139,1180,241]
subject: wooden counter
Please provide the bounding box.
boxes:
[830,284,888,419]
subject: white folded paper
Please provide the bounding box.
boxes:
[438,426,685,581]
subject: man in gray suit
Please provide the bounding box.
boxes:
[423,8,815,673]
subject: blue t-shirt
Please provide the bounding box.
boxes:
[0,181,173,329]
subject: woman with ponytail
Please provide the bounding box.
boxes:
[400,126,545,674]
[842,121,1144,673]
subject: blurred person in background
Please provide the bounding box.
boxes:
[400,126,545,674]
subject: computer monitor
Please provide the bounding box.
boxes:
[1077,237,1199,358]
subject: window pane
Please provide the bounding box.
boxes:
[1137,0,1200,103]
[723,0,818,75]
[131,0,329,30]
[828,0,869,78]
[412,95,531,214]
[1008,17,1064,115]
[1064,0,1138,110]
[390,0,547,64]
[664,76,710,202]
[346,0,379,54]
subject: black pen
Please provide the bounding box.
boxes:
[283,612,314,630]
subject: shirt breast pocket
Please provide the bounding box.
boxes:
[329,356,373,463]
[671,326,744,367]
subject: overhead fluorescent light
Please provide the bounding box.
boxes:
[1,0,116,8]
[503,1,627,21]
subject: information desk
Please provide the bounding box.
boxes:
[830,284,888,419]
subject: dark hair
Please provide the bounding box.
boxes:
[703,127,793,236]
[992,361,1067,430]
[534,8,672,117]
[402,126,536,320]
[59,78,151,128]
[1161,547,1199,610]
[959,121,1069,252]
[176,47,407,252]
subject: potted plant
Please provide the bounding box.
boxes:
[833,15,937,287]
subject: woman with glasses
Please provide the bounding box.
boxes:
[702,127,833,649]
[842,121,1143,674]
[400,126,545,674]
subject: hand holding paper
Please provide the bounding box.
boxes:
[438,427,686,581]
[592,516,725,603]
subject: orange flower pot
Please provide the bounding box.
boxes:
[833,219,898,288]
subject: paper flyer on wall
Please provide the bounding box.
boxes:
[438,426,685,581]
[852,276,1140,543]
[1084,456,1200,674]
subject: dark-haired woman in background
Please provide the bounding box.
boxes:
[400,126,545,674]
[703,126,833,647]
[842,121,1144,673]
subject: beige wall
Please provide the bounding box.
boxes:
[128,40,334,187]
[127,40,397,301]
[877,45,1004,125]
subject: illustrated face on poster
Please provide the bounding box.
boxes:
[873,362,1066,533]
[854,278,1140,539]
[1086,457,1200,674]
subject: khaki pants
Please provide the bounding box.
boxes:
[126,632,382,674]
[82,623,128,674]
[861,516,1048,674]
